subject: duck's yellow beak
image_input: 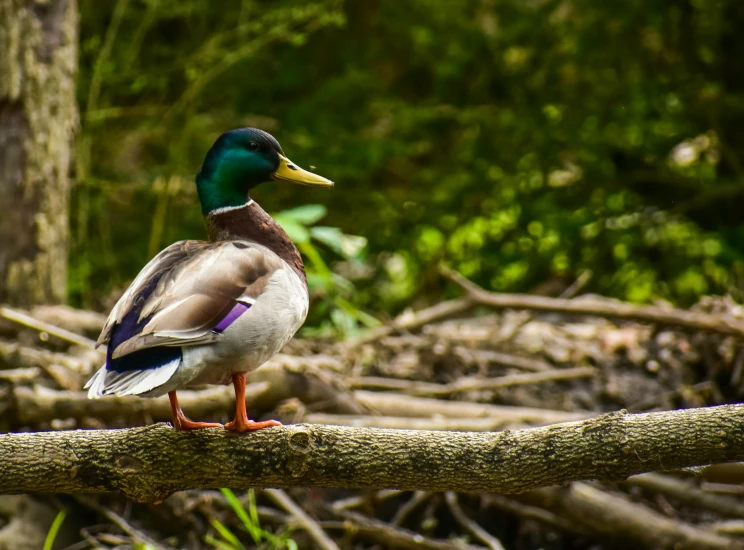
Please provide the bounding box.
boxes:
[271,155,334,188]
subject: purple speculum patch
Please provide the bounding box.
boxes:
[213,302,251,333]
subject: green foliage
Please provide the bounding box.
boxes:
[74,0,744,329]
[206,489,297,550]
[274,204,378,336]
[43,510,66,550]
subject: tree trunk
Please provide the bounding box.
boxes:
[0,0,78,306]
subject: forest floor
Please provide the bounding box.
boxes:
[2,282,744,550]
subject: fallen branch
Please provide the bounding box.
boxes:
[484,493,582,534]
[0,306,99,349]
[6,363,365,428]
[443,267,744,340]
[327,508,486,550]
[452,347,553,372]
[11,384,266,426]
[0,341,99,374]
[348,298,474,346]
[390,490,431,525]
[264,489,340,550]
[7,384,582,429]
[3,405,744,502]
[74,495,166,549]
[520,482,740,550]
[354,391,586,423]
[348,367,595,396]
[28,305,106,336]
[0,368,41,383]
[445,491,505,550]
[626,472,744,518]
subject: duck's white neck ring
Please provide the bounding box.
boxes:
[208,200,254,216]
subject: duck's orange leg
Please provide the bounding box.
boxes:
[168,391,222,430]
[225,372,282,432]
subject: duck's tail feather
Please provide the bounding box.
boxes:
[85,356,181,398]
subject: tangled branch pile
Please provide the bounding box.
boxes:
[2,279,744,549]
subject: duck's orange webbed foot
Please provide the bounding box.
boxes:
[168,391,222,431]
[225,418,282,433]
[225,371,282,433]
[174,417,223,431]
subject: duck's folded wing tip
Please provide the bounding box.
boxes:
[84,357,181,399]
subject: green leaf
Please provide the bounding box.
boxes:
[331,308,358,337]
[209,519,244,550]
[335,296,381,328]
[298,241,332,277]
[220,489,261,544]
[274,216,311,243]
[310,227,368,259]
[340,234,368,258]
[310,226,344,254]
[276,204,327,225]
[247,489,261,540]
[43,510,66,550]
[205,534,239,550]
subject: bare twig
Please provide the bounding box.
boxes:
[711,520,744,537]
[330,489,402,512]
[452,347,553,372]
[348,367,595,397]
[521,482,740,550]
[354,391,586,423]
[559,270,593,299]
[329,508,487,550]
[443,267,744,340]
[445,492,505,550]
[626,472,744,519]
[484,494,583,533]
[0,341,98,374]
[348,298,474,346]
[0,307,99,349]
[29,305,106,335]
[0,367,41,383]
[264,489,340,550]
[75,496,166,549]
[391,491,432,526]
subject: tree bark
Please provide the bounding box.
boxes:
[1,404,744,503]
[0,0,78,306]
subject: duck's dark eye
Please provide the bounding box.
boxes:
[247,141,260,151]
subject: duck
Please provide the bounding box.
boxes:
[85,128,333,431]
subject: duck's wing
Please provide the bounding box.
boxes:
[97,240,285,360]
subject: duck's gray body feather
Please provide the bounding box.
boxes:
[153,264,308,395]
[85,234,308,399]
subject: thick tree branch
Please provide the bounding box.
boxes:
[2,405,744,503]
[443,267,744,339]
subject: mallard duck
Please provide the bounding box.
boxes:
[85,128,333,431]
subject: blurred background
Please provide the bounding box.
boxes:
[7,0,744,334]
[4,1,744,549]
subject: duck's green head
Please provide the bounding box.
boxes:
[195,128,333,214]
